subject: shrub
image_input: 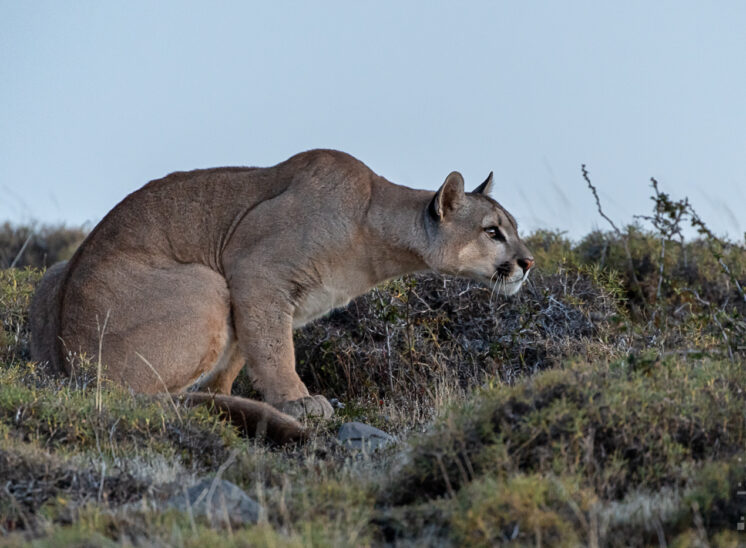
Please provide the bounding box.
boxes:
[0,223,86,269]
[0,268,41,364]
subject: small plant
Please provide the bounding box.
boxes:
[580,167,746,360]
[634,178,689,301]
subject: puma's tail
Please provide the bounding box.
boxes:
[177,392,307,444]
[29,261,69,371]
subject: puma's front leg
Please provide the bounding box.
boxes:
[231,292,333,419]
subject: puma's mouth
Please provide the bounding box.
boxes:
[495,261,513,280]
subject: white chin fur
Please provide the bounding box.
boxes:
[500,280,523,296]
[493,274,526,296]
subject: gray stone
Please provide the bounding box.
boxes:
[167,478,262,528]
[337,421,395,451]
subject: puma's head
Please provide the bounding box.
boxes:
[423,171,534,296]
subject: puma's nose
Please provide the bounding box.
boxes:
[517,257,534,273]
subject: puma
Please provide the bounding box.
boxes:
[29,149,534,443]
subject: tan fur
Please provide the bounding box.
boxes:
[29,150,533,443]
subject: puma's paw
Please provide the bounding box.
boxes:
[275,395,334,419]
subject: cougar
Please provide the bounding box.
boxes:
[30,149,533,443]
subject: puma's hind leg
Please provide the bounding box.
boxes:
[59,262,239,395]
[200,340,245,395]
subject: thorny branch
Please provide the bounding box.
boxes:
[582,165,646,305]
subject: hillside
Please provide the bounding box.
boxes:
[0,186,745,546]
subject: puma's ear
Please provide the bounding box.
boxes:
[430,171,465,221]
[472,171,494,195]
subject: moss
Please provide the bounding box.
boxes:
[449,474,594,547]
[5,506,307,547]
[387,356,746,505]
[675,456,746,535]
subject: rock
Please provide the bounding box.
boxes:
[166,478,262,528]
[337,421,395,452]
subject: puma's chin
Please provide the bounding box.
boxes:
[490,274,526,296]
[500,279,524,296]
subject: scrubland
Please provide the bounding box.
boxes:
[0,181,744,546]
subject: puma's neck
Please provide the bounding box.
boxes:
[362,177,431,284]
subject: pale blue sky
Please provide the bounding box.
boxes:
[2,2,745,239]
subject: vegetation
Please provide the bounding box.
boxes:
[0,223,86,270]
[0,177,745,546]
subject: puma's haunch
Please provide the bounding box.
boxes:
[30,149,534,442]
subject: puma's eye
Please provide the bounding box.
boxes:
[485,227,506,242]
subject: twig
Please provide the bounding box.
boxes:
[205,449,238,529]
[582,165,646,304]
[582,165,622,234]
[135,352,182,423]
[687,202,746,303]
[434,453,455,498]
[95,309,111,413]
[3,484,35,533]
[635,178,688,301]
[97,461,107,502]
[656,239,666,301]
[9,232,33,268]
